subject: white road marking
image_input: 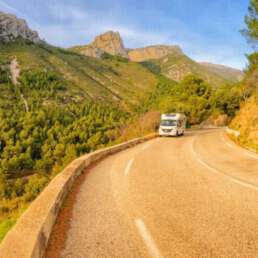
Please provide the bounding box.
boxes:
[124,158,134,176]
[191,139,220,175]
[221,132,235,148]
[191,137,258,192]
[245,152,258,160]
[230,178,258,191]
[190,137,197,156]
[196,157,220,174]
[135,219,164,258]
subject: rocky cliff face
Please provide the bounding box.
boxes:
[128,45,183,62]
[92,31,127,57]
[0,12,41,43]
[74,31,128,58]
[71,31,241,85]
[73,32,183,61]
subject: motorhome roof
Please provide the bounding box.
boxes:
[161,113,185,120]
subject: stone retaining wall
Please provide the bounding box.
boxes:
[0,134,156,258]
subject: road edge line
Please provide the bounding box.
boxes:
[125,158,134,176]
[135,219,164,258]
[191,136,258,192]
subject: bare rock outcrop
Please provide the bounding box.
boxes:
[128,45,183,62]
[0,11,41,43]
[75,31,128,58]
[73,32,183,62]
[92,31,127,57]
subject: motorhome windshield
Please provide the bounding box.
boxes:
[160,120,177,126]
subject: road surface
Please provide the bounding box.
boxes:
[47,129,258,258]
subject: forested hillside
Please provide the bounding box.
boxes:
[0,40,158,240]
[0,41,158,109]
[229,0,258,152]
[141,53,228,88]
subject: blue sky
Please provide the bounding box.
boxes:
[0,0,252,69]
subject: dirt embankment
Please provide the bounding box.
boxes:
[230,96,258,151]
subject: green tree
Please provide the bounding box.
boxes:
[244,0,258,43]
[243,0,258,95]
[213,84,242,116]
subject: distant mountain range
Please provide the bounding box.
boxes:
[0,11,244,113]
[199,62,244,82]
[0,10,243,87]
[71,31,243,85]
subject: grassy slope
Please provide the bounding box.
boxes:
[0,219,16,242]
[0,41,158,110]
[71,44,230,88]
[199,62,243,82]
[230,96,258,151]
[149,53,228,88]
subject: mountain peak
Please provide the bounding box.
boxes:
[0,11,42,43]
[74,30,128,58]
[92,30,127,57]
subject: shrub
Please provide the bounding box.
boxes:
[0,219,16,242]
[24,174,49,202]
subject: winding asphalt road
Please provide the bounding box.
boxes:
[56,129,258,258]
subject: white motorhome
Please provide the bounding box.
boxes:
[159,113,186,136]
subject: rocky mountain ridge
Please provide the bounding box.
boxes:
[72,31,183,62]
[0,10,243,85]
[199,62,244,82]
[0,11,41,43]
[72,31,242,84]
[128,45,183,62]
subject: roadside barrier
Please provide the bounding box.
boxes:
[225,127,240,137]
[0,134,156,258]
